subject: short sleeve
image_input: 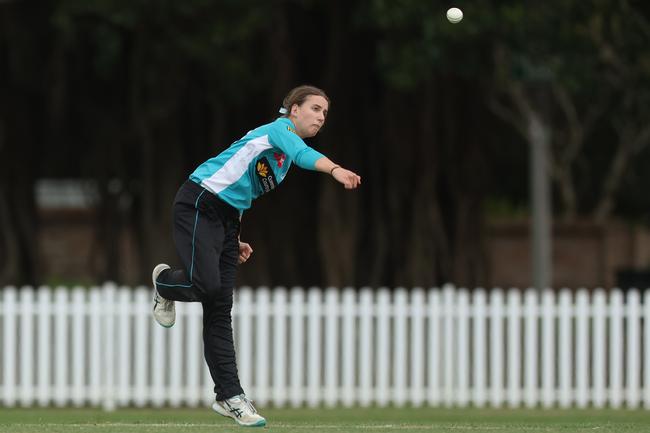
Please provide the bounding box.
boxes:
[268,121,325,170]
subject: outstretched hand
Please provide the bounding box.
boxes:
[332,167,361,189]
[238,241,253,264]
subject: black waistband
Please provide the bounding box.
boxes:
[184,180,239,221]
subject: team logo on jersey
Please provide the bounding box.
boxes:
[273,152,286,168]
[255,157,276,194]
[256,161,268,177]
[287,125,296,134]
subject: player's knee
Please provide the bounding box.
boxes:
[211,289,234,306]
[192,274,220,300]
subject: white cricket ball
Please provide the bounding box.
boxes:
[446,7,463,24]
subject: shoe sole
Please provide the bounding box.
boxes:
[212,402,267,427]
[152,264,174,328]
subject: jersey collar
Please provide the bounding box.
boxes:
[277,117,298,135]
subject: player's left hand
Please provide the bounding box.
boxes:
[238,241,253,264]
[332,167,361,189]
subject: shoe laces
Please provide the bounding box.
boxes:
[154,291,173,310]
[228,394,258,415]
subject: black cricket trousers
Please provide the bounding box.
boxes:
[155,179,244,400]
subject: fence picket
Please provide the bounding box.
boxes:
[541,290,555,408]
[376,288,390,407]
[558,289,572,408]
[169,301,184,408]
[37,287,51,406]
[626,290,640,408]
[490,289,504,407]
[2,287,17,407]
[54,287,68,407]
[88,288,102,406]
[71,287,86,407]
[610,290,623,408]
[289,287,305,407]
[592,289,606,408]
[575,289,589,408]
[19,287,34,406]
[133,288,149,408]
[393,288,408,407]
[442,285,455,407]
[507,289,521,408]
[272,287,288,407]
[410,288,425,407]
[116,287,131,407]
[102,283,116,411]
[255,287,270,406]
[456,289,469,407]
[524,289,538,408]
[472,289,487,407]
[427,288,441,406]
[643,289,650,409]
[307,287,322,408]
[186,301,202,407]
[341,288,356,407]
[324,287,339,407]
[358,288,373,407]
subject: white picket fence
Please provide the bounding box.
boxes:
[1,284,649,409]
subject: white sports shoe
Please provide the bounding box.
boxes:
[212,394,267,427]
[151,264,175,328]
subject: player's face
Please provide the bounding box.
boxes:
[290,95,328,138]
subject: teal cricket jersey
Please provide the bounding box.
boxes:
[189,117,325,212]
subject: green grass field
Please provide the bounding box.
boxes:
[1,407,650,433]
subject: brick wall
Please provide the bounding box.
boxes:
[38,211,650,288]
